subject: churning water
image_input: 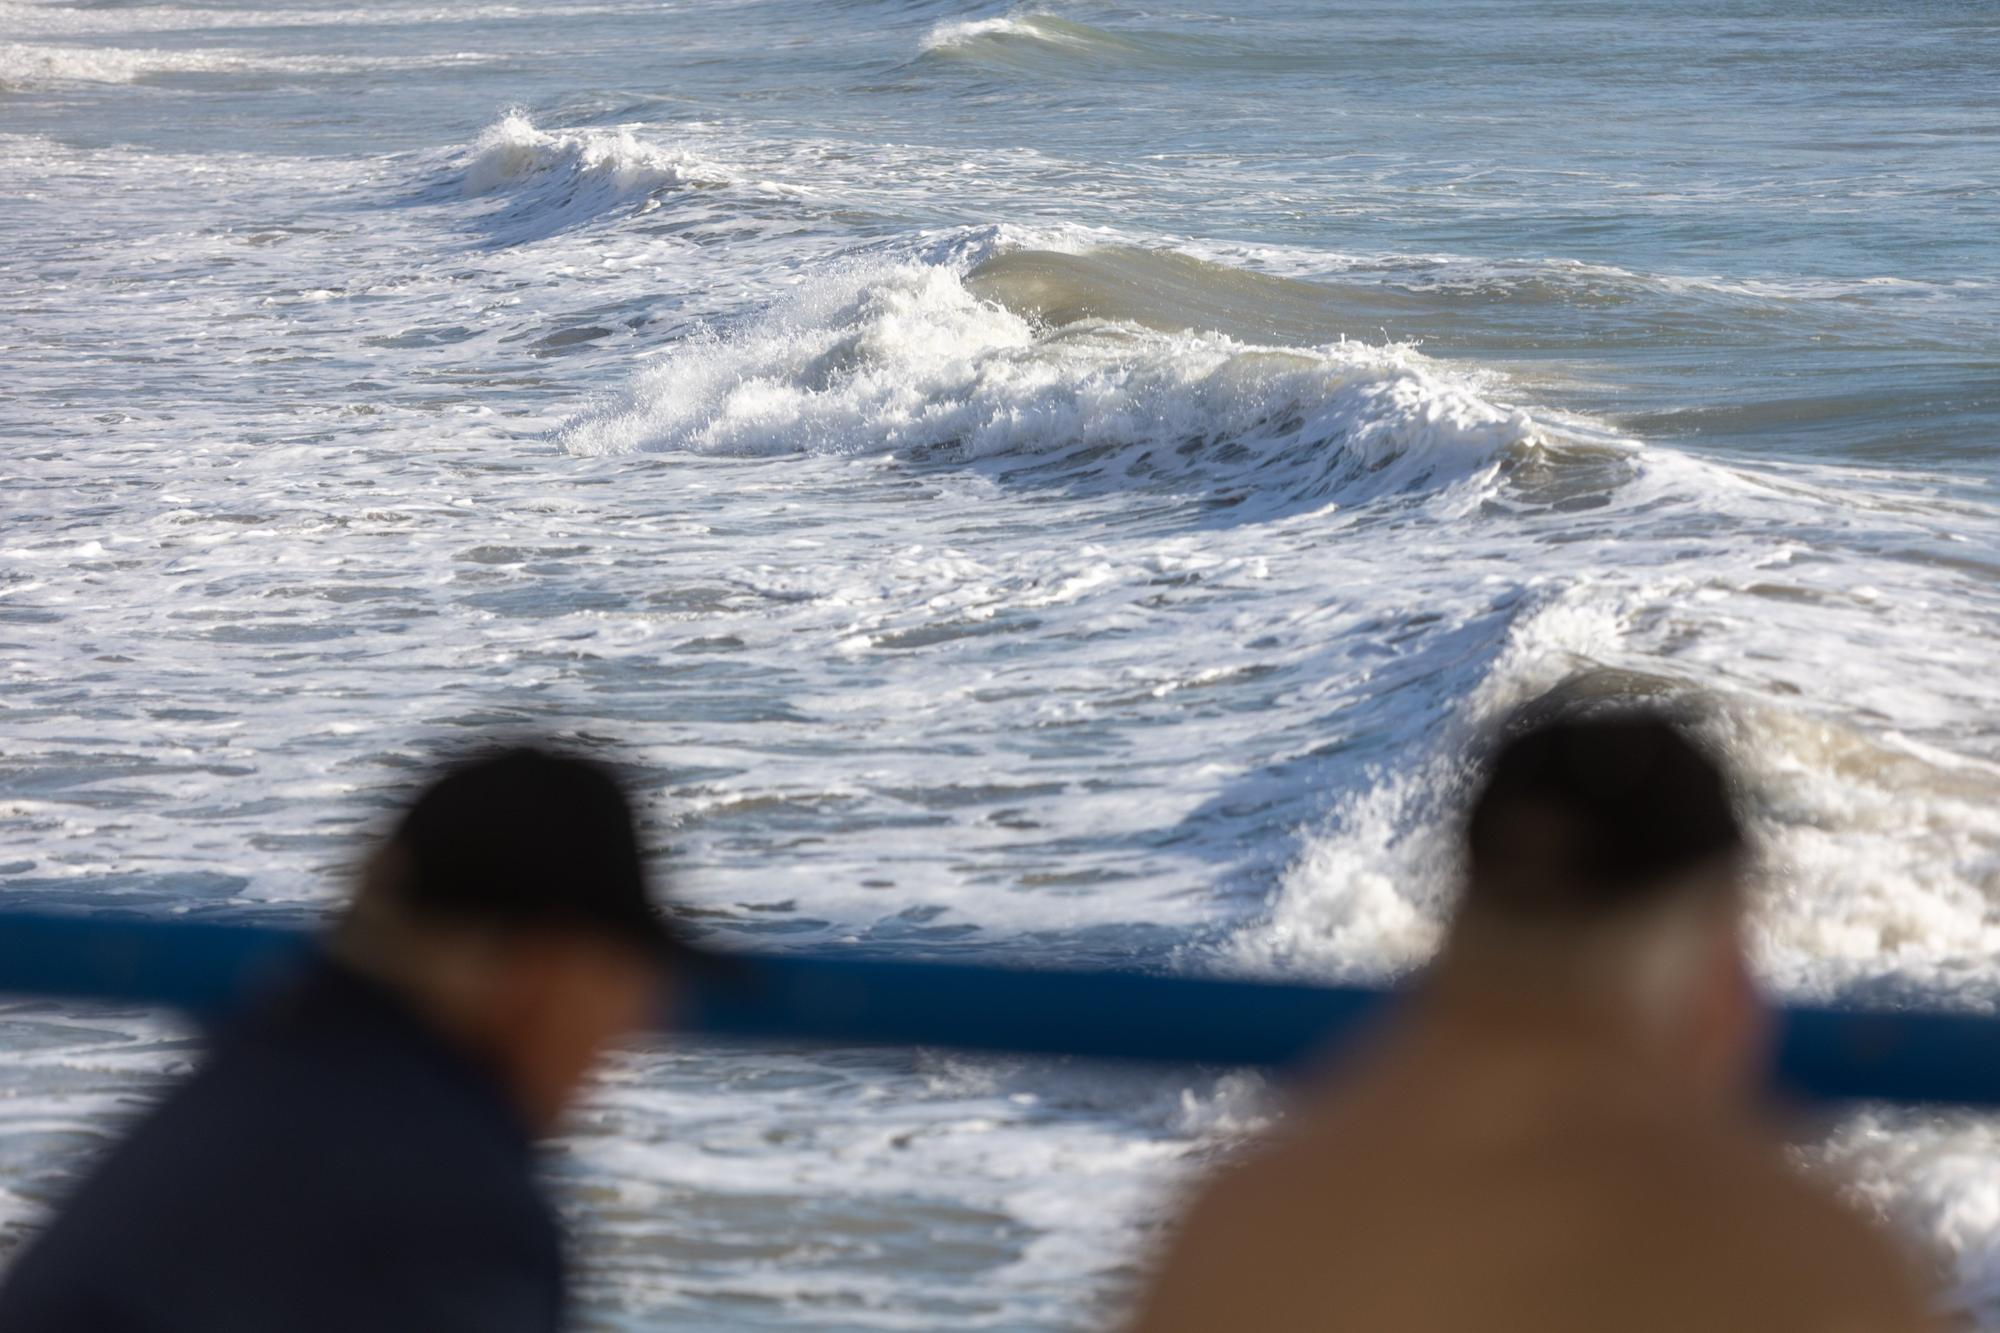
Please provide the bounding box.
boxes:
[3,0,1999,1326]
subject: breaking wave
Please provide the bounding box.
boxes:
[916,10,1214,72]
[921,14,1127,57]
[456,111,737,242]
[1227,602,2000,999]
[560,247,1551,516]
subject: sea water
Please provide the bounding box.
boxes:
[2,0,1998,1326]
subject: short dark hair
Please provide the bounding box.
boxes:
[386,743,682,958]
[1464,711,1745,920]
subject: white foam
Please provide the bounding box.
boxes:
[1819,1110,2000,1321]
[453,112,742,244]
[1228,566,2000,990]
[559,257,1540,517]
[0,41,236,86]
[0,40,493,88]
[921,14,1080,55]
[462,110,731,198]
[1221,591,1628,980]
[557,1048,1270,1324]
[0,1,640,37]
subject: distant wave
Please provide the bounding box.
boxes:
[462,111,732,196]
[457,111,737,243]
[965,245,1399,347]
[1163,238,1972,314]
[0,42,196,87]
[921,14,1098,53]
[918,11,1188,67]
[1365,254,1964,307]
[0,42,287,87]
[0,40,491,89]
[560,248,1547,516]
[0,2,641,37]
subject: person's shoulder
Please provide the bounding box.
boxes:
[1609,1116,1939,1328]
[223,1018,547,1219]
[53,985,546,1231]
[0,1011,563,1333]
[1124,1100,1384,1333]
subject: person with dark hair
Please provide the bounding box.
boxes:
[1128,710,1938,1333]
[0,745,682,1333]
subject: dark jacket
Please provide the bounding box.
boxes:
[0,958,565,1332]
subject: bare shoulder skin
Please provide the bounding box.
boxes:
[1128,1024,1938,1333]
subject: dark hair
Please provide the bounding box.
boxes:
[386,743,682,958]
[1464,711,1745,920]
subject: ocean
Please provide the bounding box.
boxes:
[3,0,1998,1326]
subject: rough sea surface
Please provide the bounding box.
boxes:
[3,1,1999,1326]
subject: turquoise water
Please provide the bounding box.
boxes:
[3,2,1999,1326]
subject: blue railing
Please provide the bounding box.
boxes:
[0,911,1996,1105]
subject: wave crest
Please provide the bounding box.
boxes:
[560,252,1541,514]
[1223,603,2000,994]
[921,14,1110,56]
[459,111,734,241]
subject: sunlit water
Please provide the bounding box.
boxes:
[3,1,1999,1326]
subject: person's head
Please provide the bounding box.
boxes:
[1439,709,1760,1104]
[338,744,683,1134]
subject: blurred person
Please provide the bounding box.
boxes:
[0,744,681,1333]
[1128,711,1939,1333]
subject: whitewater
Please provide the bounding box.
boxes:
[3,0,1999,1326]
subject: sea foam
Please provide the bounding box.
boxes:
[921,14,1100,55]
[0,42,249,87]
[1227,582,2000,995]
[559,254,1542,516]
[458,111,735,243]
[0,40,494,90]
